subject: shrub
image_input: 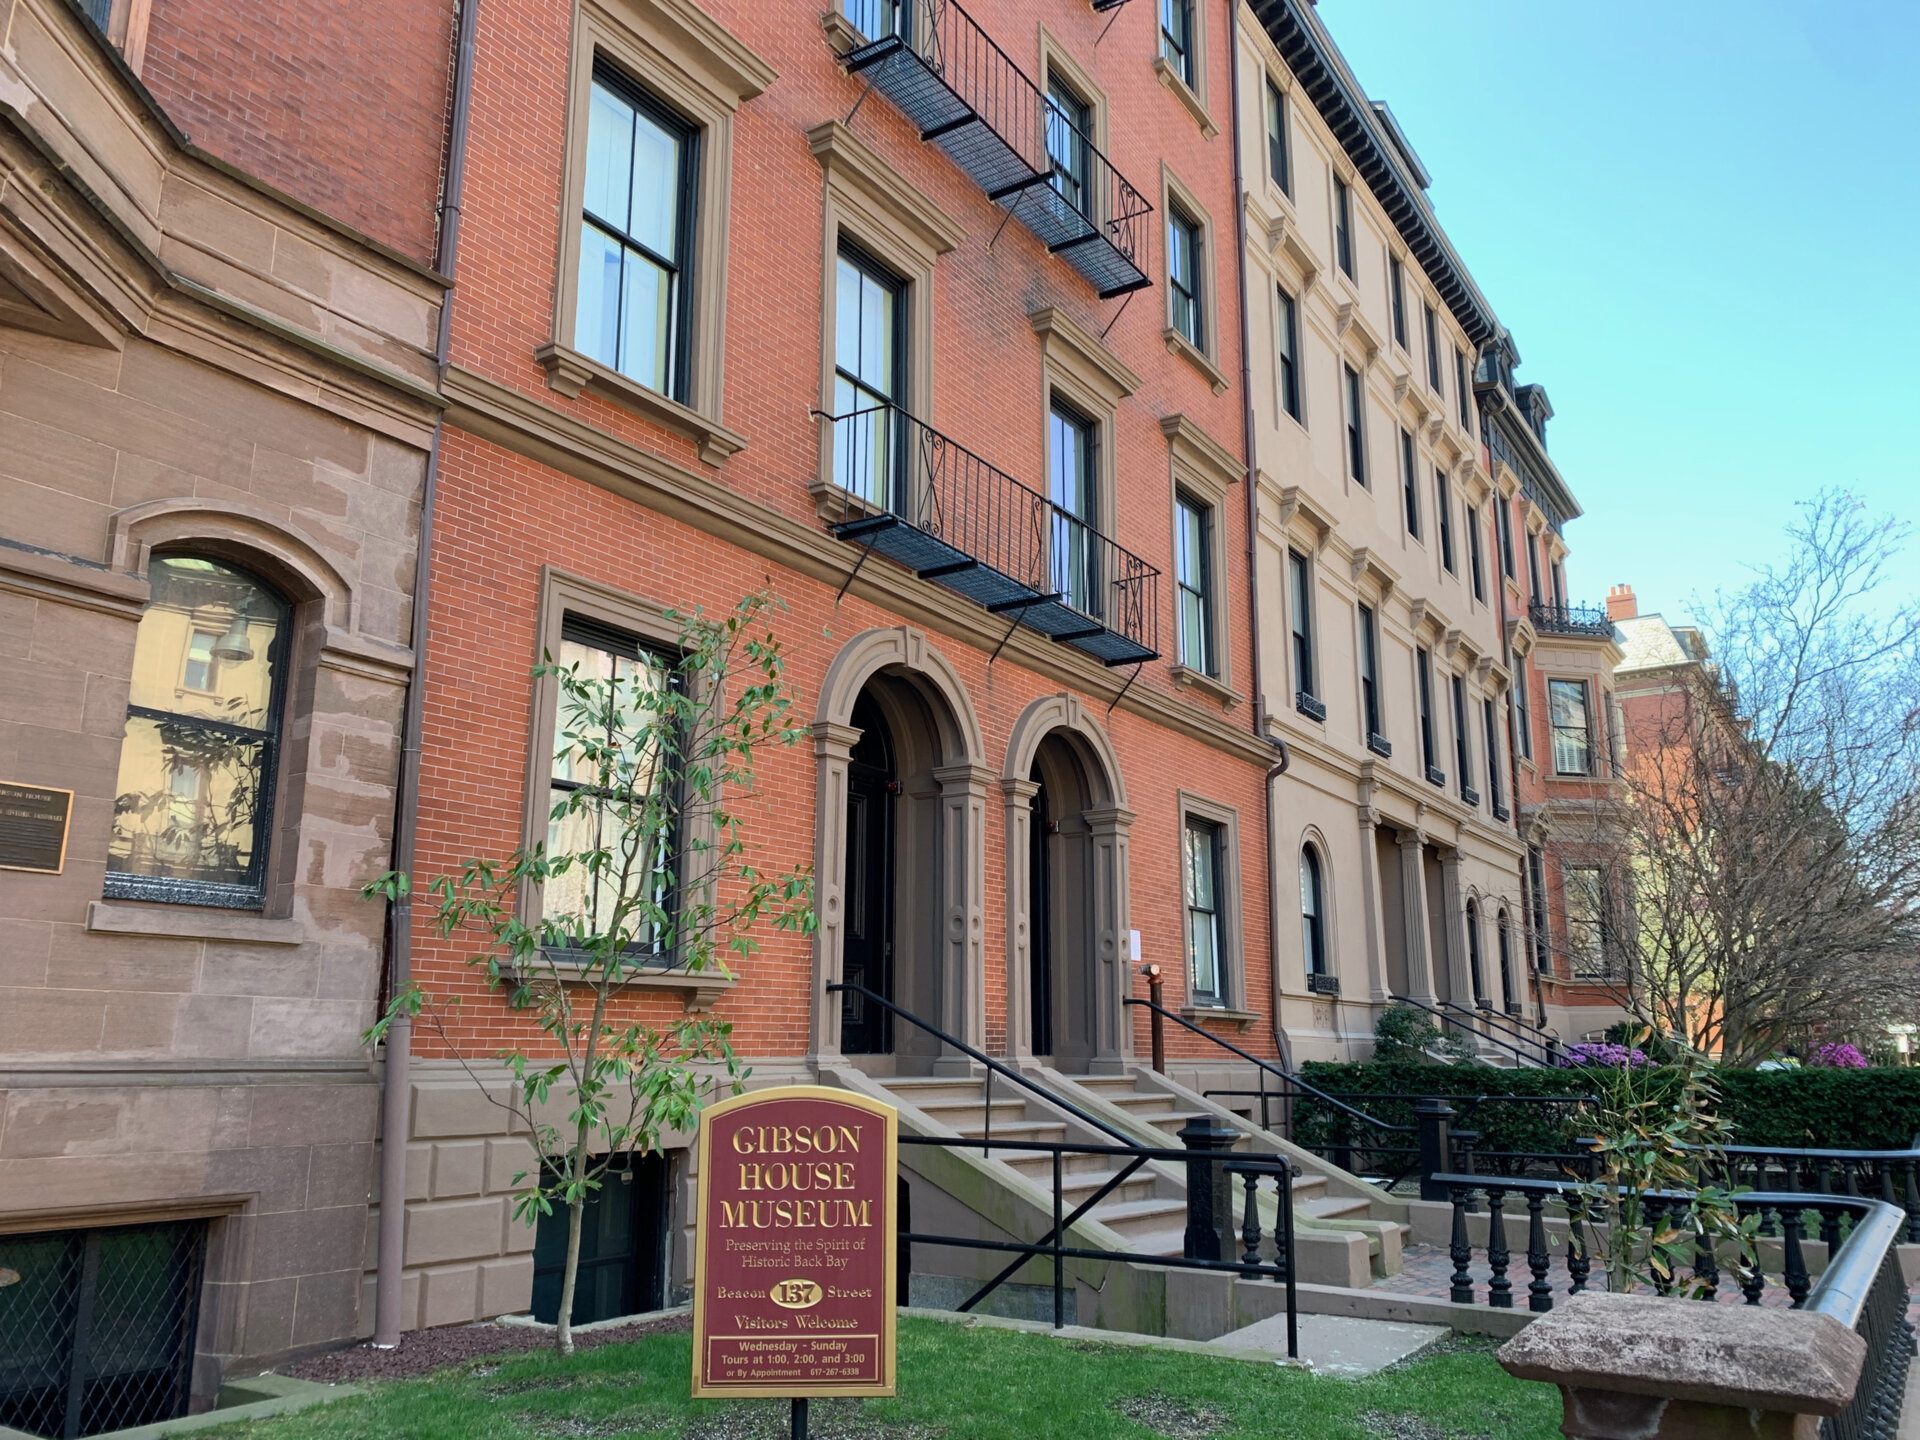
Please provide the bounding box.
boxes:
[1809,1042,1868,1069]
[1560,1042,1650,1069]
[1715,1067,1920,1149]
[1371,1004,1479,1065]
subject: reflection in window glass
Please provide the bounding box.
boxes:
[833,248,903,508]
[1159,0,1193,87]
[109,556,287,904]
[1168,208,1203,350]
[1300,847,1325,976]
[1045,77,1091,217]
[1184,818,1223,1003]
[576,74,693,399]
[845,0,901,40]
[1049,403,1098,616]
[1550,678,1593,775]
[1174,495,1212,675]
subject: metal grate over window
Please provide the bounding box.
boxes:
[0,1220,206,1439]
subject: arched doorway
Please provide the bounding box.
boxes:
[1003,695,1130,1073]
[812,628,987,1071]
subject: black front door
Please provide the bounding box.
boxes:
[531,1152,668,1326]
[1029,772,1053,1057]
[841,695,895,1055]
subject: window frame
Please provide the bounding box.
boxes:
[1468,502,1486,602]
[1454,348,1473,432]
[1048,397,1102,619]
[1343,363,1368,485]
[1289,548,1316,704]
[1513,650,1534,761]
[1166,203,1204,352]
[1423,302,1440,393]
[1389,255,1408,349]
[1358,602,1383,744]
[1275,282,1302,423]
[1399,428,1419,538]
[1435,467,1455,573]
[1451,672,1474,802]
[831,240,909,511]
[105,553,293,912]
[1549,677,1594,777]
[1265,78,1291,196]
[1333,174,1355,278]
[1482,695,1505,815]
[1178,794,1244,1011]
[1300,844,1328,978]
[1465,898,1485,1005]
[1159,0,1195,90]
[1526,846,1552,973]
[1417,645,1441,784]
[1173,489,1215,677]
[1497,492,1517,579]
[1564,865,1611,979]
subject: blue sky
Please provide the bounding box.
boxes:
[1317,0,1920,627]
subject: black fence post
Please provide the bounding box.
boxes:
[1180,1116,1236,1261]
[1415,1097,1455,1202]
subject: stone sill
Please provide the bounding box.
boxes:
[1180,1005,1259,1031]
[518,953,737,1012]
[1151,56,1218,138]
[534,342,746,466]
[1163,327,1230,395]
[86,900,301,946]
[1171,664,1239,710]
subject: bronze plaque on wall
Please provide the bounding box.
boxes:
[0,782,74,873]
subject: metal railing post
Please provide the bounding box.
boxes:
[1179,1116,1235,1262]
[1145,964,1165,1073]
[1416,1097,1455,1202]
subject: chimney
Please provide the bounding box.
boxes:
[1607,584,1637,621]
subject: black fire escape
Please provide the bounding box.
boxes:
[842,2,1153,298]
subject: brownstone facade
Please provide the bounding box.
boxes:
[0,0,442,1396]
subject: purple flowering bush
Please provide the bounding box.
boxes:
[1809,1042,1868,1069]
[1559,1042,1650,1069]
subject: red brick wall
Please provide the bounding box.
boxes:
[411,0,1273,1064]
[139,0,454,264]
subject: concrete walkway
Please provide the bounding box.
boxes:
[903,1305,1447,1378]
[1217,1312,1448,1377]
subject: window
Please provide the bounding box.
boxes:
[1045,76,1092,217]
[1549,678,1593,775]
[1526,847,1551,972]
[1527,533,1543,604]
[1564,866,1609,978]
[1174,493,1213,675]
[1423,302,1440,392]
[1167,206,1204,350]
[1497,911,1515,1009]
[1436,468,1455,573]
[545,618,676,952]
[1049,402,1099,616]
[1358,603,1384,746]
[833,245,905,507]
[1452,674,1474,801]
[1551,559,1566,607]
[1399,429,1419,537]
[1276,284,1302,421]
[1333,176,1354,278]
[1514,652,1533,760]
[1389,256,1407,348]
[1465,899,1485,1004]
[1497,495,1516,578]
[576,69,697,400]
[1159,0,1194,89]
[1455,349,1473,432]
[1300,846,1327,977]
[1417,646,1441,784]
[1183,817,1225,1004]
[1483,696,1504,815]
[1468,504,1486,602]
[1343,364,1367,484]
[107,555,289,908]
[1264,79,1290,195]
[1289,550,1316,704]
[845,0,903,39]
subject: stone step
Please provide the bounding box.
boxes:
[1081,1196,1190,1241]
[950,1119,1067,1143]
[1300,1193,1374,1223]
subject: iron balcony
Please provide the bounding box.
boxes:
[841,2,1153,298]
[822,403,1159,666]
[1529,601,1614,639]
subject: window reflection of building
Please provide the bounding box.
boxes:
[106,555,287,907]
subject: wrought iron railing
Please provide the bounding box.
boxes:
[1529,601,1613,638]
[842,0,1153,297]
[822,404,1160,664]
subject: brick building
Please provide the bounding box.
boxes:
[391,0,1277,1334]
[0,0,451,1421]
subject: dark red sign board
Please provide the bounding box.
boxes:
[691,1085,897,1398]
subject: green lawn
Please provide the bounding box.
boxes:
[201,1318,1558,1440]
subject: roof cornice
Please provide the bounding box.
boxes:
[1246,0,1498,346]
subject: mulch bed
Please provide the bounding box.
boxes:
[285,1312,693,1385]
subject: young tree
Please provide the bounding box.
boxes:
[366,591,814,1354]
[1601,493,1920,1063]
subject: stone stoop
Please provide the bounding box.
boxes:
[1036,1066,1412,1282]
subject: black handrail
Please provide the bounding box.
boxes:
[828,981,1139,1148]
[1388,993,1548,1069]
[1437,999,1557,1064]
[1124,994,1407,1137]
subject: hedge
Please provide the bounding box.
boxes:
[1293,1061,1920,1155]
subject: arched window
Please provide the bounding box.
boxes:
[1497,909,1516,1012]
[1299,845,1326,977]
[1465,899,1485,1005]
[107,555,290,909]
